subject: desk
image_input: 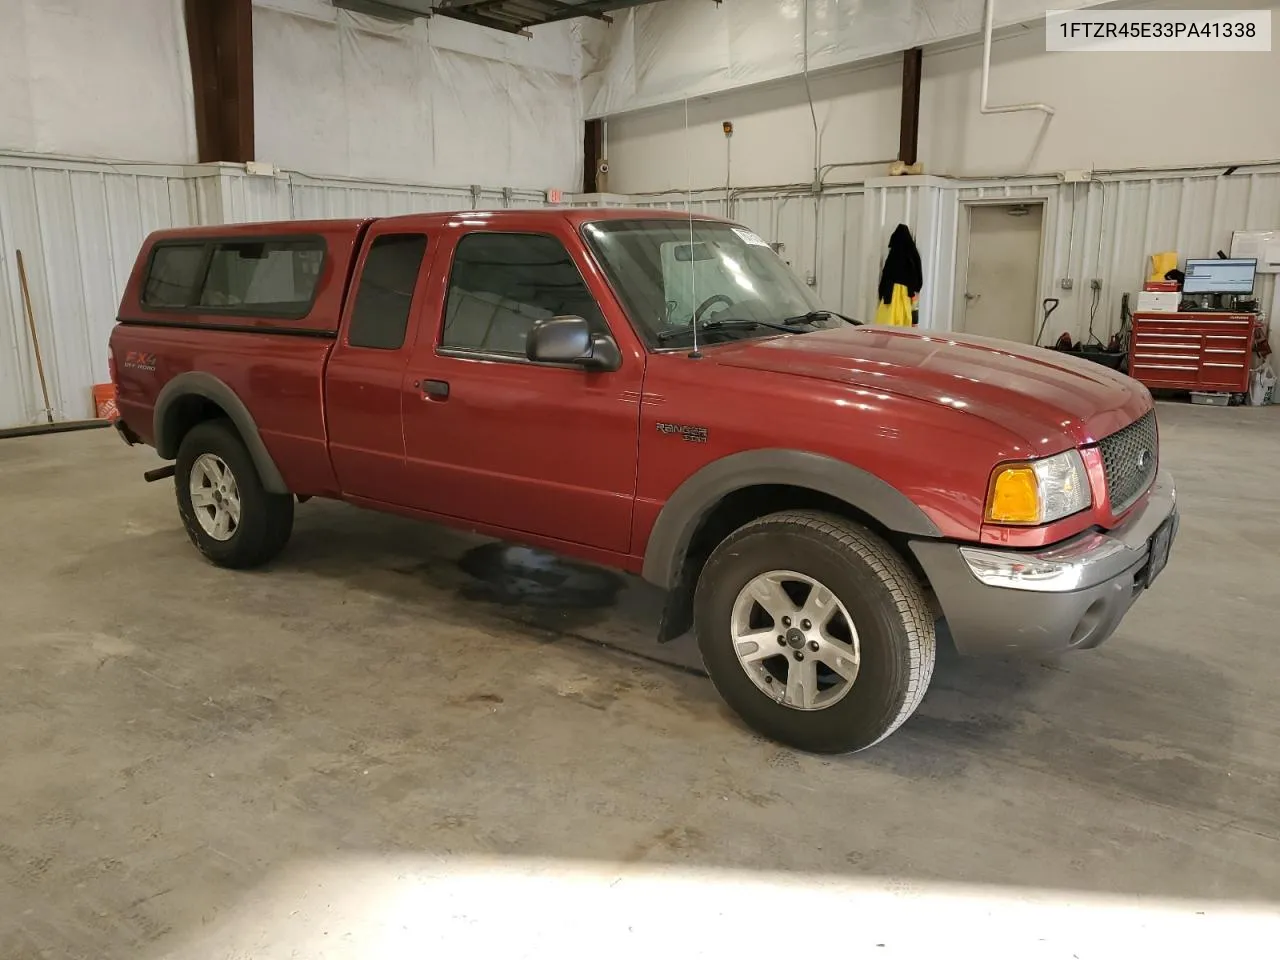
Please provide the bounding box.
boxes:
[1129,311,1255,393]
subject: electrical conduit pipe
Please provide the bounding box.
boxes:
[981,0,1055,117]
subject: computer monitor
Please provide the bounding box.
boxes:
[1182,258,1257,295]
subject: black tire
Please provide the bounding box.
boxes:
[694,510,935,754]
[175,419,294,569]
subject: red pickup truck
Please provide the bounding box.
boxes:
[109,209,1177,753]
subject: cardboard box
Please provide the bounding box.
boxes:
[1137,291,1180,313]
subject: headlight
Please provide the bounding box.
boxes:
[985,450,1091,525]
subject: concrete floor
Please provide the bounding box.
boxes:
[2,402,1280,958]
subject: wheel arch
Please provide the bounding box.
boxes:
[153,372,289,494]
[642,450,940,642]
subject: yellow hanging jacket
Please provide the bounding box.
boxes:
[875,284,914,326]
[876,224,922,326]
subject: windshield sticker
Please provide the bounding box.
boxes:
[732,227,769,247]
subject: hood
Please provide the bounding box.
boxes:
[712,327,1150,454]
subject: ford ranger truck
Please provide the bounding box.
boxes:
[108,210,1178,754]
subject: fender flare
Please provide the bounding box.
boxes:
[153,372,290,494]
[640,449,940,589]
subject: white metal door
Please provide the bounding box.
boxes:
[959,204,1044,344]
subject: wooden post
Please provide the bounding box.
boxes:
[898,47,923,167]
[583,118,604,194]
[185,0,255,163]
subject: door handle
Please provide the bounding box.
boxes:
[421,379,449,400]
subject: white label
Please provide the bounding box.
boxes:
[732,227,769,247]
[1046,10,1271,52]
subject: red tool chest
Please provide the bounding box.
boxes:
[1129,312,1256,393]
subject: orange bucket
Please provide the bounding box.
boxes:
[93,383,118,420]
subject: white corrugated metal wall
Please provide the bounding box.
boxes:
[598,169,1280,343]
[937,172,1280,344]
[0,155,550,429]
[288,177,548,220]
[200,168,550,224]
[6,155,1278,429]
[0,155,198,428]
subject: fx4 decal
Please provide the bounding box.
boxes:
[122,351,157,372]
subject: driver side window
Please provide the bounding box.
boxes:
[441,232,608,358]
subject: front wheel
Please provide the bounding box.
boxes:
[694,511,935,754]
[175,419,294,569]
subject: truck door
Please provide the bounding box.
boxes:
[400,226,643,554]
[325,226,432,502]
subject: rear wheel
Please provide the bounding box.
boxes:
[175,420,293,569]
[694,511,935,753]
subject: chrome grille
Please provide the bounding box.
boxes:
[1098,411,1158,514]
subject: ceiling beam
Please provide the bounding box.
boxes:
[454,0,614,23]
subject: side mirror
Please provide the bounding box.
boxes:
[527,316,621,372]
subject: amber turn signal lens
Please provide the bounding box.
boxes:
[986,465,1040,524]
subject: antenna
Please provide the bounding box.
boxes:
[685,97,701,359]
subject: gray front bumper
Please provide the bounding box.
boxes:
[911,469,1178,656]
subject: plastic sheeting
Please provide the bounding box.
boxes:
[0,0,581,187]
[0,0,195,162]
[582,0,1108,118]
[254,0,583,190]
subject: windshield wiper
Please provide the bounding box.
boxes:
[655,318,795,343]
[782,310,862,326]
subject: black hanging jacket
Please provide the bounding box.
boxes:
[878,224,923,305]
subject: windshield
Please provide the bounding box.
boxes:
[582,218,832,347]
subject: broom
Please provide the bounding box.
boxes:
[16,249,54,424]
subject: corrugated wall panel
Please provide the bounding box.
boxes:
[1019,172,1280,345]
[211,171,293,224]
[861,179,954,328]
[8,159,1277,430]
[475,188,550,210]
[34,169,93,420]
[736,194,814,287]
[0,156,553,429]
[0,167,40,425]
[202,171,555,224]
[286,177,548,220]
[506,192,553,210]
[290,182,461,219]
[599,170,1280,343]
[0,156,195,428]
[627,196,727,217]
[814,190,867,319]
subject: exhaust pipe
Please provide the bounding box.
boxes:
[143,464,176,483]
